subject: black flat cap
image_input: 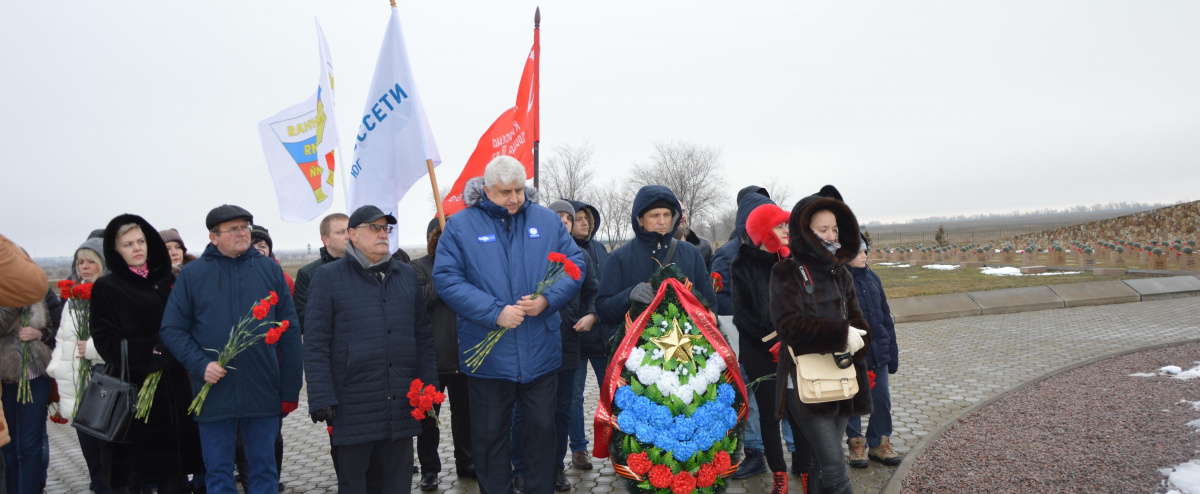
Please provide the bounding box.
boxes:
[206,204,253,231]
[348,205,397,229]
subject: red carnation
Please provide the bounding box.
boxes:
[563,259,581,281]
[277,320,290,332]
[268,291,279,306]
[548,252,567,264]
[432,390,446,405]
[410,408,425,421]
[713,450,731,473]
[419,393,434,410]
[648,465,674,489]
[695,464,717,488]
[626,452,652,476]
[58,280,75,300]
[265,327,282,345]
[252,303,270,320]
[710,272,723,293]
[670,471,696,494]
[77,283,93,300]
[868,370,877,390]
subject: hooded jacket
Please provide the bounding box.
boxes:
[303,243,437,446]
[567,199,615,358]
[711,186,773,316]
[848,265,898,373]
[596,186,716,325]
[89,214,204,484]
[769,195,872,419]
[731,233,786,380]
[46,237,109,418]
[433,177,585,383]
[294,246,340,332]
[159,233,302,423]
[0,233,48,308]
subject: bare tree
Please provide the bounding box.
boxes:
[698,204,738,245]
[628,140,726,227]
[593,178,637,248]
[538,141,597,203]
[761,176,796,212]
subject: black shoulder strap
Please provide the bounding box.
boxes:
[796,261,815,295]
[662,238,679,266]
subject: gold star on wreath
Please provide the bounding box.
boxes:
[650,319,704,364]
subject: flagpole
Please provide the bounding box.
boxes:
[532,7,541,190]
[428,160,446,229]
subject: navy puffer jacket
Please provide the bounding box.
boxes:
[848,266,898,373]
[710,186,773,316]
[160,243,302,423]
[596,185,716,325]
[303,251,436,446]
[433,178,584,383]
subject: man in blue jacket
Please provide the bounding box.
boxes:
[160,205,302,494]
[303,205,438,493]
[596,185,716,325]
[433,157,584,494]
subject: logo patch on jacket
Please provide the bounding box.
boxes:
[477,234,497,243]
[528,227,541,238]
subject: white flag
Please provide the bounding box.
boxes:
[257,20,341,223]
[348,6,440,249]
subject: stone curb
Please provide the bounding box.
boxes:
[890,275,1200,323]
[882,336,1200,494]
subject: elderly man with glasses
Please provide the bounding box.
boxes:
[303,205,437,494]
[160,204,302,494]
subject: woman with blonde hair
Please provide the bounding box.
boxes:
[45,236,110,493]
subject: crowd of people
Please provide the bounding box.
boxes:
[1,155,902,494]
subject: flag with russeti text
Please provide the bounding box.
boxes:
[347,6,440,250]
[258,19,341,223]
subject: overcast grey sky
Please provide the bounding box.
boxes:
[3,1,1198,257]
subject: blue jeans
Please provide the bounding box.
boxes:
[741,366,763,451]
[569,356,607,453]
[197,416,279,494]
[847,364,893,448]
[2,376,50,494]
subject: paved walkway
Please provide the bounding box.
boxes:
[45,297,1200,493]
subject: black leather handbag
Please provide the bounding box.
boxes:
[72,340,137,443]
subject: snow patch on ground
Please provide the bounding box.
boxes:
[1163,460,1200,494]
[1164,366,1184,375]
[1176,364,1200,381]
[1131,372,1160,377]
[1130,364,1200,380]
[923,264,959,270]
[888,264,911,268]
[979,267,1082,276]
[1187,419,1200,432]
[875,262,900,266]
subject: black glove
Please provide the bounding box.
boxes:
[629,282,654,305]
[310,405,337,423]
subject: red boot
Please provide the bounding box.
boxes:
[771,472,788,494]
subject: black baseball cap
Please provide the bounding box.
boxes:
[348,205,397,229]
[206,204,254,231]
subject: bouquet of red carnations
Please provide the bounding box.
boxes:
[186,292,290,416]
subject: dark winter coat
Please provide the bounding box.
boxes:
[90,214,203,486]
[848,266,899,373]
[294,246,340,332]
[596,186,717,325]
[769,195,872,420]
[683,230,714,271]
[568,199,615,359]
[433,177,584,383]
[411,254,460,375]
[558,249,598,373]
[160,241,302,423]
[711,186,773,316]
[303,246,437,447]
[731,237,785,380]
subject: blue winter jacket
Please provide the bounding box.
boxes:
[567,199,615,358]
[596,185,716,325]
[848,265,899,373]
[160,244,302,423]
[433,179,585,383]
[303,251,437,446]
[711,186,773,316]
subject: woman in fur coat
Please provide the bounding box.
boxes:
[90,215,203,493]
[769,194,872,494]
[1,296,54,494]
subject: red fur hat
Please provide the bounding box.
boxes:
[746,204,791,257]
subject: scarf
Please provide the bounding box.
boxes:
[129,264,149,278]
[816,232,841,255]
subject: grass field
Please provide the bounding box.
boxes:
[870,263,1153,299]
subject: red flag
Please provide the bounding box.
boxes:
[441,28,539,216]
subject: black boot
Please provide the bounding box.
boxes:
[513,475,526,494]
[419,472,438,492]
[733,449,767,479]
[555,469,571,492]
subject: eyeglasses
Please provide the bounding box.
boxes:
[216,225,252,235]
[357,224,394,234]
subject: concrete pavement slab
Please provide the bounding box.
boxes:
[889,293,981,323]
[1123,275,1200,300]
[967,286,1064,315]
[1047,280,1142,308]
